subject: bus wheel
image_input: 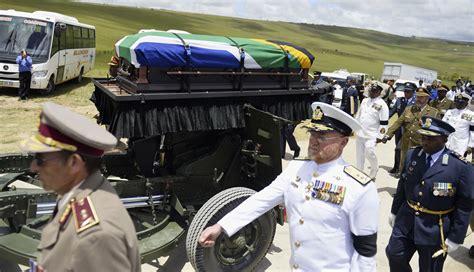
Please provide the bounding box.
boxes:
[76,68,84,84]
[40,76,55,95]
[186,187,276,272]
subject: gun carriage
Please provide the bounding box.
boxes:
[0,31,320,271]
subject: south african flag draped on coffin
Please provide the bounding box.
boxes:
[115,31,314,70]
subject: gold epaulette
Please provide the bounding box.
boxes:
[71,196,100,233]
[344,165,372,186]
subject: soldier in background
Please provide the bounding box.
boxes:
[429,85,454,118]
[442,92,473,157]
[355,83,389,180]
[386,116,473,272]
[381,87,439,175]
[341,77,359,116]
[23,102,141,272]
[387,83,416,174]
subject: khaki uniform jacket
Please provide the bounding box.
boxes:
[38,171,141,272]
[387,105,439,150]
[429,98,454,116]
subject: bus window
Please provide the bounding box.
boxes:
[66,25,74,49]
[81,27,88,48]
[73,26,81,48]
[51,34,59,57]
[89,29,95,48]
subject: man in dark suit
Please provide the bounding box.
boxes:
[386,116,473,272]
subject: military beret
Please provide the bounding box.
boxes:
[418,116,455,137]
[21,102,117,157]
[301,102,362,136]
[416,86,431,97]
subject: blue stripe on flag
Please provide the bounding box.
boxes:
[134,43,240,68]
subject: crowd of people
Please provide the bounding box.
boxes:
[199,75,474,271]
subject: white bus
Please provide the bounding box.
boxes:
[0,10,95,94]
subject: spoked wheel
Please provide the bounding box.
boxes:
[186,187,276,272]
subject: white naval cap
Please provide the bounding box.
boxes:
[301,102,362,136]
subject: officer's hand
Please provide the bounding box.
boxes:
[388,213,396,228]
[376,138,382,144]
[199,224,223,247]
[445,238,460,253]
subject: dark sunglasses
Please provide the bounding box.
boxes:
[33,154,64,166]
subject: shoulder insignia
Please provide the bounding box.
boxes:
[450,151,469,164]
[71,196,100,234]
[408,145,420,150]
[344,165,372,186]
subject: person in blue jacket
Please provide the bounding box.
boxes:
[16,49,33,100]
[386,116,473,272]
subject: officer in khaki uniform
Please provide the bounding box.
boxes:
[199,102,379,271]
[429,85,454,118]
[22,102,141,272]
[382,87,439,174]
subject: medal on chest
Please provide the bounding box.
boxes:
[311,179,346,205]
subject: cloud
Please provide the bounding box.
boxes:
[77,0,474,41]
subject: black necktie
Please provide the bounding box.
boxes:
[426,155,432,169]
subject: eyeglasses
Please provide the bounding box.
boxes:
[33,154,64,166]
[308,132,345,143]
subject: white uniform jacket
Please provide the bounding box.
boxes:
[443,108,474,155]
[355,97,389,140]
[218,157,379,272]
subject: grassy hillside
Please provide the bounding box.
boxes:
[1,0,472,81]
[0,0,472,153]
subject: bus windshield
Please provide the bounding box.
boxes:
[0,15,53,63]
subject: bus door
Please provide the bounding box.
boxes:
[56,26,67,83]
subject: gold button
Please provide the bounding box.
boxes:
[415,212,420,215]
[293,264,299,269]
[417,202,420,206]
[295,241,301,248]
[421,181,425,185]
[299,218,304,224]
[418,192,423,196]
[305,195,310,201]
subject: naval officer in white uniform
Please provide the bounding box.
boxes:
[355,82,389,179]
[442,92,474,156]
[199,102,379,272]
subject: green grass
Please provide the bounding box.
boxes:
[0,0,473,152]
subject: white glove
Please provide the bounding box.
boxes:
[445,238,460,253]
[388,213,396,228]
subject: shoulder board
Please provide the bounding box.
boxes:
[409,145,421,150]
[344,165,372,186]
[71,196,100,234]
[449,151,469,164]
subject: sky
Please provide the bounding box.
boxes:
[78,0,474,42]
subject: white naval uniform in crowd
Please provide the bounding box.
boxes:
[354,96,389,179]
[442,108,474,155]
[218,157,379,272]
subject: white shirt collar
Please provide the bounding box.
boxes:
[426,148,445,166]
